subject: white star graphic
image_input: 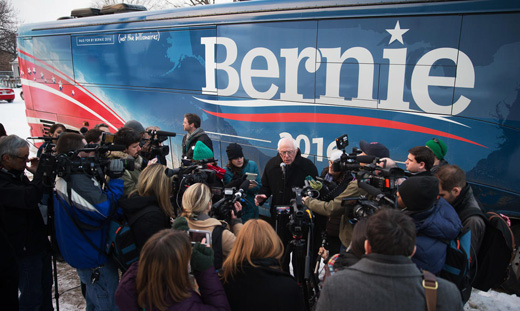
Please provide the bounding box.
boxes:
[386,21,409,45]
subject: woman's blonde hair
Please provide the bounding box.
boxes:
[137,229,193,310]
[181,183,212,219]
[221,219,284,282]
[130,163,174,217]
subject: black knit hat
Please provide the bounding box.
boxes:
[226,143,244,160]
[398,176,439,211]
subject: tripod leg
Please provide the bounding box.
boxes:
[47,191,60,311]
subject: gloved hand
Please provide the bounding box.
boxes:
[309,179,322,191]
[172,216,189,231]
[306,175,322,191]
[191,243,214,272]
[107,159,125,179]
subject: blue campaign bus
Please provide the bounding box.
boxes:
[17,0,520,229]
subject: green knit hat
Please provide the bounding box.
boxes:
[425,138,447,160]
[192,141,214,161]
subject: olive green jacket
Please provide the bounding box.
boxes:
[305,180,365,247]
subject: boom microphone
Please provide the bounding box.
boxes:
[239,179,250,192]
[357,155,377,164]
[148,130,177,137]
[107,144,126,151]
[27,136,54,141]
[357,180,382,197]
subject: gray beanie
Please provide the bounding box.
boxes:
[124,120,145,134]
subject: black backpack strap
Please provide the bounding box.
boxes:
[423,270,438,311]
[126,206,158,226]
[212,224,226,270]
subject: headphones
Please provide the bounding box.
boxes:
[432,138,445,157]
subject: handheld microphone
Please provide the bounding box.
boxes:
[280,162,286,178]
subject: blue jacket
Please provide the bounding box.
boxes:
[408,197,462,274]
[54,174,124,269]
[223,159,262,222]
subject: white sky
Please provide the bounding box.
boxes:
[13,0,93,25]
[12,0,233,26]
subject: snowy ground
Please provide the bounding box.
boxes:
[2,88,520,310]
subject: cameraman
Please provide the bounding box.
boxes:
[313,150,354,256]
[111,127,144,196]
[0,135,52,310]
[303,140,390,251]
[53,133,125,310]
[37,123,66,157]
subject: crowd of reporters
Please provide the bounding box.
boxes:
[0,115,488,310]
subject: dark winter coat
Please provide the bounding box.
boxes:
[54,175,124,269]
[118,194,171,252]
[431,159,449,174]
[407,197,462,274]
[0,168,49,257]
[452,184,486,265]
[222,258,305,311]
[182,128,214,160]
[258,150,318,216]
[116,262,230,311]
[316,253,463,311]
[223,158,262,222]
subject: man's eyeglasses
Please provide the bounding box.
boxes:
[432,138,445,156]
[13,154,29,161]
[279,150,295,156]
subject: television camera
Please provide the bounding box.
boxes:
[277,184,320,310]
[166,159,223,215]
[141,129,176,164]
[330,134,404,222]
[29,136,134,187]
[211,179,249,224]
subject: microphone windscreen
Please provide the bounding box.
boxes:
[108,144,126,152]
[155,130,177,137]
[357,155,377,163]
[239,179,250,191]
[357,181,382,197]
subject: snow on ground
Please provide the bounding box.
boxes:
[2,87,520,310]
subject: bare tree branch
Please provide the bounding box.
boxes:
[0,0,17,59]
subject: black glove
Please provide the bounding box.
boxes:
[191,243,214,272]
[107,159,125,179]
[172,216,189,231]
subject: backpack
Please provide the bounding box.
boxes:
[468,211,516,291]
[440,226,472,301]
[212,223,226,270]
[106,206,156,273]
